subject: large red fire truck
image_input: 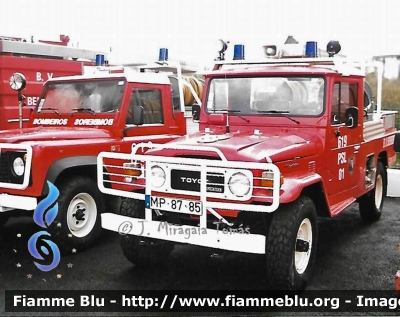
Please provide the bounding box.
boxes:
[97,41,397,290]
[0,34,104,130]
[0,56,202,252]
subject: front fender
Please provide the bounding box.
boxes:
[43,156,97,195]
[279,173,323,203]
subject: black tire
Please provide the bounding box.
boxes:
[359,161,387,222]
[48,176,105,253]
[266,196,318,290]
[119,198,174,267]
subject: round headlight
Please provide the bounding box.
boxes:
[228,172,250,197]
[151,165,166,188]
[13,157,25,176]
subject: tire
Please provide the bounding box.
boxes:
[119,198,174,267]
[48,176,105,253]
[359,161,387,222]
[266,196,318,290]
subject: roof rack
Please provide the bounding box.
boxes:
[214,57,339,66]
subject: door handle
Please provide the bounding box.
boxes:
[354,145,360,153]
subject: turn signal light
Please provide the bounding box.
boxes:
[123,162,142,182]
[261,171,284,188]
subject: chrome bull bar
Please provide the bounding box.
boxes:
[98,143,281,254]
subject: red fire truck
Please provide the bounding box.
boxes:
[0,34,105,130]
[0,57,202,252]
[97,41,397,290]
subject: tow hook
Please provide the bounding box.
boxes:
[296,239,309,253]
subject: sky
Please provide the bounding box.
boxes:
[2,0,400,67]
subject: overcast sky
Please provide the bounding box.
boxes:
[2,0,400,65]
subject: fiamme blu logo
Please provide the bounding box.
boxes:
[27,181,61,271]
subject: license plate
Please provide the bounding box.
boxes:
[145,195,202,215]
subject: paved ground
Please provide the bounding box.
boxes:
[0,197,399,316]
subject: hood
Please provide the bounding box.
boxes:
[0,127,113,144]
[157,129,319,162]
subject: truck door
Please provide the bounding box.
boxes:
[327,80,362,198]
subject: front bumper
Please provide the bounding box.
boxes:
[101,213,266,254]
[0,193,37,212]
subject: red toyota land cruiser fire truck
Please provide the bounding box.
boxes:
[0,34,104,129]
[97,41,397,290]
[0,57,202,252]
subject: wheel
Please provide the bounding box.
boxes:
[359,161,387,222]
[119,198,174,267]
[266,196,318,290]
[48,176,105,253]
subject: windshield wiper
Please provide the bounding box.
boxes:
[38,107,61,115]
[257,109,300,124]
[211,109,250,123]
[72,107,96,115]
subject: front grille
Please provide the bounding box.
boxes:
[0,151,25,184]
[171,169,224,193]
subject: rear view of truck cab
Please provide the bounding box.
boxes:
[98,40,397,290]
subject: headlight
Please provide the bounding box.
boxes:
[13,157,25,176]
[151,165,166,188]
[228,172,250,197]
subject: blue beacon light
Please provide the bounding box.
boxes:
[233,44,245,60]
[159,48,169,61]
[305,41,318,58]
[95,54,105,66]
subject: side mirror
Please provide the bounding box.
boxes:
[345,107,358,129]
[132,106,144,126]
[192,104,200,121]
[394,131,400,152]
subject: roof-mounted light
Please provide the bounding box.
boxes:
[95,54,105,66]
[215,39,228,60]
[326,40,341,57]
[305,41,318,58]
[9,72,26,91]
[159,48,169,62]
[233,44,245,60]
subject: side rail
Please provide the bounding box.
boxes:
[0,143,33,190]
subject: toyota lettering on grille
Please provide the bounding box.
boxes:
[171,169,224,193]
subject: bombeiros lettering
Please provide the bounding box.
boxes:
[32,118,68,125]
[74,118,114,126]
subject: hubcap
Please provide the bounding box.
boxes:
[67,193,97,238]
[375,174,383,209]
[295,218,312,274]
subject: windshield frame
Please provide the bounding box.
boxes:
[205,75,326,118]
[36,78,126,115]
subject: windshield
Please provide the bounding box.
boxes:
[37,79,125,114]
[206,77,325,116]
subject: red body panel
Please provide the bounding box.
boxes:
[136,63,397,218]
[0,75,187,200]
